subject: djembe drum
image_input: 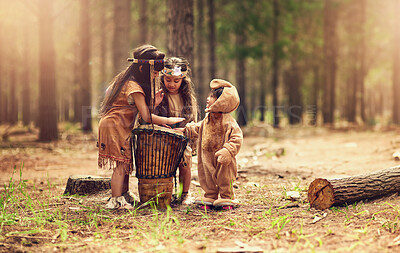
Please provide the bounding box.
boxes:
[131,124,188,208]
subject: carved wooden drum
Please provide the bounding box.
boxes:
[131,125,188,208]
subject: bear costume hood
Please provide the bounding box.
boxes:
[205,79,240,113]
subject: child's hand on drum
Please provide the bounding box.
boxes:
[155,89,164,107]
[168,117,185,125]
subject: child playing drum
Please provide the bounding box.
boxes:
[155,57,198,204]
[98,45,184,209]
[181,79,243,209]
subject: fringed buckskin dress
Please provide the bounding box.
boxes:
[98,81,144,175]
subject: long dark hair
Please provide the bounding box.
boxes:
[157,57,198,125]
[99,45,165,116]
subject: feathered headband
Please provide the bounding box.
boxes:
[161,66,187,78]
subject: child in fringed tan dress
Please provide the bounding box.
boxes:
[155,57,198,204]
[97,45,184,209]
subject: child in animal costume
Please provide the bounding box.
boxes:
[183,79,243,208]
[98,45,184,209]
[155,57,198,204]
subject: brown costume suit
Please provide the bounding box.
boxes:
[185,79,243,206]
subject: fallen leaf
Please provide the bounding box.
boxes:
[312,213,327,224]
[286,191,301,200]
[392,235,400,246]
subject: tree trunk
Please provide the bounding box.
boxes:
[359,0,366,123]
[309,66,319,125]
[9,65,18,125]
[308,166,400,210]
[99,0,108,91]
[73,43,81,123]
[2,83,8,124]
[167,0,194,63]
[64,175,111,195]
[287,72,303,125]
[250,83,256,121]
[393,0,400,124]
[259,55,267,122]
[0,24,3,124]
[343,0,357,122]
[38,0,58,141]
[139,0,148,44]
[346,67,357,122]
[208,0,216,79]
[378,88,384,116]
[80,0,92,132]
[287,46,303,125]
[272,0,280,128]
[322,0,338,125]
[22,23,31,126]
[63,97,70,122]
[236,32,247,126]
[195,0,206,118]
[345,0,366,124]
[113,0,131,75]
[7,29,18,126]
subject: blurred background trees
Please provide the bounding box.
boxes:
[0,0,399,141]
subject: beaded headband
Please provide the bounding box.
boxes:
[127,58,164,64]
[161,66,187,78]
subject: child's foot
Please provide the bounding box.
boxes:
[117,196,134,210]
[105,196,134,210]
[170,192,193,207]
[122,191,138,206]
[105,197,118,209]
[181,192,194,205]
[194,197,215,206]
[213,198,239,209]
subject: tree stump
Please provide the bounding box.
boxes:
[308,165,400,210]
[64,175,111,195]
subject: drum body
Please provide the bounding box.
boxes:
[137,178,173,209]
[132,125,188,208]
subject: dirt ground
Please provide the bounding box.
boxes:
[2,124,400,252]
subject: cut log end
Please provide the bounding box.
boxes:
[308,178,335,210]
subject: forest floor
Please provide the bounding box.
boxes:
[1,123,400,252]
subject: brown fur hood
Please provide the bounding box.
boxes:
[205,79,240,113]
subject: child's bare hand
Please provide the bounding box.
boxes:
[175,128,185,133]
[215,148,232,165]
[168,117,185,125]
[155,89,164,107]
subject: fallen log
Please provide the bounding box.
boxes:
[308,165,400,210]
[64,175,111,195]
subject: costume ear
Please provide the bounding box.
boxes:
[139,65,143,72]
